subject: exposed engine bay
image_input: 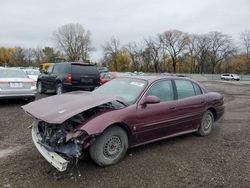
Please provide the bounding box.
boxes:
[35,101,126,170]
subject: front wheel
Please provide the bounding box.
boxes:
[89,126,128,167]
[197,110,214,136]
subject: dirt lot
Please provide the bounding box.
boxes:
[0,81,250,188]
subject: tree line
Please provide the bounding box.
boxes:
[0,23,249,74]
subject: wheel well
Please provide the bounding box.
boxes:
[107,123,132,145]
[208,107,217,121]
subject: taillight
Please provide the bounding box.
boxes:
[66,73,72,84]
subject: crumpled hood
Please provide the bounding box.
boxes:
[22,91,125,124]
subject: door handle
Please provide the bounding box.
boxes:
[201,100,205,104]
[169,107,176,110]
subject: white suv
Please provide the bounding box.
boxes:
[221,74,240,81]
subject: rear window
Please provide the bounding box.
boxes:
[72,64,99,75]
[25,70,40,75]
[0,69,28,78]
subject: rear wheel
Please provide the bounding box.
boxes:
[37,81,44,94]
[89,126,128,167]
[197,110,214,136]
[56,83,63,95]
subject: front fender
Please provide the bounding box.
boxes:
[79,106,135,136]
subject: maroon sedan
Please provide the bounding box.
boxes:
[22,76,224,171]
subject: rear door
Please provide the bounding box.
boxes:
[71,64,100,90]
[173,79,207,131]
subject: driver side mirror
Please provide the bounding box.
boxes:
[141,95,160,105]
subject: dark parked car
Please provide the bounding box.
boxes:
[23,76,224,172]
[37,62,100,94]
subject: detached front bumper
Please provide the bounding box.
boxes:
[32,122,69,172]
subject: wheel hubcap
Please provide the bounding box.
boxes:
[203,114,212,131]
[103,136,122,159]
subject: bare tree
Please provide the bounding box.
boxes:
[53,23,93,62]
[24,48,34,67]
[192,34,211,73]
[187,34,198,73]
[240,30,250,59]
[144,37,162,72]
[159,30,189,73]
[208,32,233,74]
[10,47,26,66]
[141,47,152,72]
[102,37,120,71]
[126,42,142,71]
[33,47,45,66]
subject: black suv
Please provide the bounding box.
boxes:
[37,62,100,94]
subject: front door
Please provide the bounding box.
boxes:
[134,80,179,143]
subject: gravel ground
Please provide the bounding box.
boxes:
[0,81,250,188]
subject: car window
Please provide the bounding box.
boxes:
[47,65,53,73]
[52,64,66,74]
[72,65,99,75]
[193,83,203,95]
[0,69,28,78]
[175,80,196,99]
[93,78,147,104]
[25,70,39,75]
[146,80,174,102]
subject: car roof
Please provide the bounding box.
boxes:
[56,62,95,66]
[118,75,194,84]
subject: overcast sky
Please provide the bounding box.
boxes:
[0,0,249,61]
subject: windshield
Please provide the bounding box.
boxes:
[0,69,28,78]
[93,78,147,104]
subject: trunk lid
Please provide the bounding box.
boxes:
[0,78,34,90]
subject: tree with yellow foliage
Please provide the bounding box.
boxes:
[0,47,15,66]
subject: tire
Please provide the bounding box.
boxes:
[37,81,44,94]
[89,126,128,167]
[197,110,214,136]
[56,83,63,95]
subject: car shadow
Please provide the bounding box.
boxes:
[0,98,32,106]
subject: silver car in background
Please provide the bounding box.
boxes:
[221,73,240,81]
[0,68,37,100]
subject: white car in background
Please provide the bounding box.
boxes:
[221,73,240,81]
[0,68,37,101]
[23,68,40,82]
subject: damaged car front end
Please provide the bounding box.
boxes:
[24,91,126,172]
[32,120,94,171]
